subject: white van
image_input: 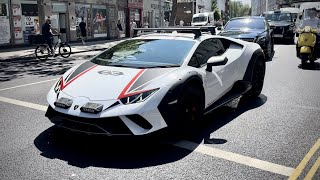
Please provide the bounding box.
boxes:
[280,7,299,20]
[191,12,214,26]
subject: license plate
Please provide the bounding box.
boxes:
[274,34,283,38]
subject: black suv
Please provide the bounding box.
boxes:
[219,16,274,61]
[261,11,295,44]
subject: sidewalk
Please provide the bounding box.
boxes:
[0,39,124,61]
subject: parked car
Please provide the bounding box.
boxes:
[261,10,295,44]
[46,27,266,136]
[219,16,274,61]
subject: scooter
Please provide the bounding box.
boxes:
[296,26,319,67]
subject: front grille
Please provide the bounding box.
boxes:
[47,107,133,135]
[273,26,284,34]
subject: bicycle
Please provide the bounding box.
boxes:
[35,34,71,61]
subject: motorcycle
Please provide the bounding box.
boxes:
[296,26,319,66]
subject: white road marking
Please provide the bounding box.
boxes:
[0,96,296,176]
[174,141,294,176]
[0,78,59,92]
[0,96,47,111]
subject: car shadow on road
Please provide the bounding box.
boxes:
[0,54,94,82]
[34,94,267,169]
[298,62,320,71]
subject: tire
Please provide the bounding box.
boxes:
[243,57,265,99]
[176,86,204,133]
[265,39,274,60]
[35,45,50,61]
[301,54,309,68]
[59,44,71,58]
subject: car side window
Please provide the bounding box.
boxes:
[188,39,225,68]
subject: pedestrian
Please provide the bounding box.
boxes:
[130,19,137,37]
[180,19,184,26]
[34,19,40,34]
[79,17,87,45]
[42,18,54,55]
[116,19,123,40]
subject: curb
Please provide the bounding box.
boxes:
[0,47,108,62]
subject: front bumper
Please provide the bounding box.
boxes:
[272,26,294,39]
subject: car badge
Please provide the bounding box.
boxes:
[74,105,79,110]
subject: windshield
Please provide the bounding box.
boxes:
[193,16,208,23]
[91,39,195,68]
[263,12,292,22]
[299,9,320,29]
[224,18,265,30]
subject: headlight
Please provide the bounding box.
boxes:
[304,26,311,33]
[54,97,73,109]
[120,88,159,105]
[54,77,63,93]
[81,103,103,114]
[289,25,294,31]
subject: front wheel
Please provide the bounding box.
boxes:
[176,86,204,134]
[59,44,71,58]
[35,45,50,61]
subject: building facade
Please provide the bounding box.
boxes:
[0,0,143,47]
[143,0,165,28]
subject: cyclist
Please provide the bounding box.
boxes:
[42,18,55,55]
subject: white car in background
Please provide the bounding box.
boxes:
[45,27,266,136]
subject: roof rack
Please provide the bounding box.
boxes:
[133,26,216,39]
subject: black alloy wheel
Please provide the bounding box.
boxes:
[35,45,50,61]
[243,58,266,99]
[176,86,204,132]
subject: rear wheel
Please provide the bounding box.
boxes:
[301,54,309,68]
[243,57,265,99]
[35,45,50,61]
[59,44,71,58]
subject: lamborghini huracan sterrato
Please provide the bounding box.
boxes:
[46,28,266,136]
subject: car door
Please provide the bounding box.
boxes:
[188,38,235,107]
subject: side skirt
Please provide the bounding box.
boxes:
[204,81,252,115]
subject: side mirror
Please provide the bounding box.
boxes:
[206,56,228,72]
[299,15,302,20]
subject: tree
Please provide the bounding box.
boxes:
[212,0,221,21]
[169,0,177,26]
[229,1,251,18]
[214,11,221,21]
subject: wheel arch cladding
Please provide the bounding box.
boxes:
[158,73,204,127]
[243,49,265,81]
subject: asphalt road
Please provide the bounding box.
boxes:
[0,44,319,180]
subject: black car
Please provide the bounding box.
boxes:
[261,11,295,44]
[219,16,274,61]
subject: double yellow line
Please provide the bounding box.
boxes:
[289,138,320,180]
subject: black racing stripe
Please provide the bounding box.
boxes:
[129,68,174,92]
[66,61,96,82]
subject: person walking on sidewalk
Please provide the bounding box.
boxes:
[79,17,87,45]
[42,18,54,55]
[116,19,123,40]
[130,19,137,37]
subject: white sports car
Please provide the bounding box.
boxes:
[45,27,266,136]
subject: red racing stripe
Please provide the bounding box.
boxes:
[61,65,98,90]
[118,69,145,99]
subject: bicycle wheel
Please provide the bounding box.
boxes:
[35,45,50,61]
[59,44,71,58]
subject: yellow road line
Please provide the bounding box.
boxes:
[289,138,320,180]
[0,78,58,92]
[174,140,294,176]
[304,156,320,180]
[0,96,47,111]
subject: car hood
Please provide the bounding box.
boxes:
[268,21,292,27]
[60,61,178,100]
[219,30,262,39]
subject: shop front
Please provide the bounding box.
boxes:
[127,0,143,37]
[0,0,120,47]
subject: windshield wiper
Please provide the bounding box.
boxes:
[147,64,180,68]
